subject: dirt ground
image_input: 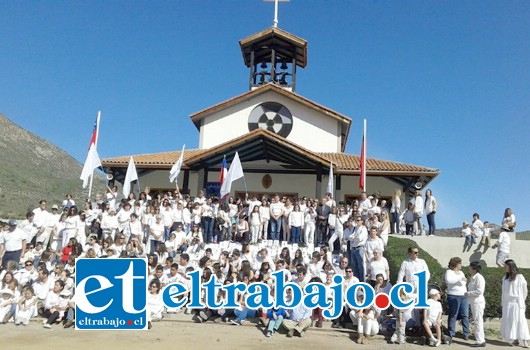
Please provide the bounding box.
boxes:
[1,316,519,350]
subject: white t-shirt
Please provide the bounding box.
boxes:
[426,298,442,324]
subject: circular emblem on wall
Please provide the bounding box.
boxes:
[262,174,272,189]
[248,102,293,137]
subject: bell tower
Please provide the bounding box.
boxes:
[239,26,307,92]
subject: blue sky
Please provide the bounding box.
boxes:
[1,1,529,230]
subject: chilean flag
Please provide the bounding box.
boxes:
[219,155,228,185]
[80,112,102,188]
[359,119,366,191]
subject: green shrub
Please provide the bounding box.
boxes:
[384,236,530,319]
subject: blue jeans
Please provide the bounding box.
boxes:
[270,218,281,241]
[291,226,301,243]
[164,226,171,241]
[447,294,469,338]
[391,212,400,234]
[202,217,213,243]
[427,212,436,235]
[349,246,365,282]
[267,315,283,333]
[235,308,256,322]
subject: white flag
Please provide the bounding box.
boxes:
[220,152,244,198]
[327,162,333,195]
[80,144,102,188]
[169,145,185,183]
[123,156,138,198]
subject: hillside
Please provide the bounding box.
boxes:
[0,114,105,218]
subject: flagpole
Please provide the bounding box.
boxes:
[363,118,367,193]
[87,111,101,201]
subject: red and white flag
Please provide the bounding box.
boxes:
[220,152,244,199]
[80,112,102,188]
[219,155,228,185]
[359,119,367,191]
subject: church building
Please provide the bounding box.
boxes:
[102,24,439,203]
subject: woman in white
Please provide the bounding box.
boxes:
[445,257,470,340]
[501,259,530,347]
[350,292,379,344]
[502,208,517,232]
[493,225,511,267]
[101,208,118,241]
[149,215,165,254]
[425,189,437,236]
[465,261,486,347]
[15,286,37,325]
[282,198,294,242]
[368,249,389,283]
[304,201,317,245]
[147,279,164,328]
[390,189,401,235]
[379,211,391,246]
[116,202,133,235]
[288,204,304,244]
[249,205,261,245]
[51,213,67,252]
[328,207,349,252]
[259,199,270,241]
[62,207,80,249]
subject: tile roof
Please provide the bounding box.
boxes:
[317,153,439,174]
[102,149,206,168]
[102,147,438,175]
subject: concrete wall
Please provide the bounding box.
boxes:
[395,232,530,268]
[200,90,342,153]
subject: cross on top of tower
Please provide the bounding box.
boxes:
[264,0,290,28]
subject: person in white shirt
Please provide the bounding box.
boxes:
[390,189,402,235]
[288,204,304,244]
[502,208,516,232]
[444,257,469,341]
[269,195,284,242]
[358,192,372,220]
[397,246,431,292]
[1,219,26,269]
[423,289,443,347]
[465,261,486,347]
[257,199,270,241]
[425,189,437,236]
[493,225,511,267]
[412,190,424,235]
[462,221,473,251]
[303,202,317,245]
[348,216,368,282]
[471,213,484,246]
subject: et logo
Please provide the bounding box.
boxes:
[75,258,148,330]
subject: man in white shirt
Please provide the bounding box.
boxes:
[1,219,26,268]
[349,217,368,282]
[397,246,431,292]
[33,200,54,248]
[358,192,372,220]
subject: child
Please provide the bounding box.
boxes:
[391,289,416,344]
[0,289,16,324]
[482,221,491,248]
[423,289,443,347]
[15,286,38,326]
[462,221,473,251]
[265,303,288,337]
[403,203,415,236]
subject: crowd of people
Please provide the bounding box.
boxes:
[0,187,527,348]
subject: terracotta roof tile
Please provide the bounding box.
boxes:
[317,153,439,174]
[102,149,206,167]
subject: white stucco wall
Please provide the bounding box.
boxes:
[137,170,405,203]
[199,90,342,153]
